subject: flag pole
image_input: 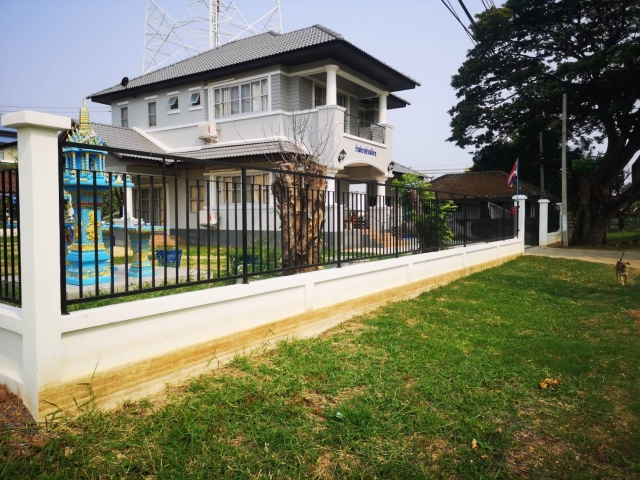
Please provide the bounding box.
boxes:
[516,158,520,198]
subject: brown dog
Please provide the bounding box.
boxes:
[616,252,630,286]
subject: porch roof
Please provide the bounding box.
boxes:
[390,162,426,178]
[175,141,297,161]
[70,122,296,165]
[88,25,420,105]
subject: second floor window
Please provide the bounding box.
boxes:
[167,96,179,111]
[214,79,268,119]
[314,86,347,108]
[148,102,157,127]
[120,107,128,128]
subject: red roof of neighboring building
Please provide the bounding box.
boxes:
[0,171,18,194]
[430,171,545,199]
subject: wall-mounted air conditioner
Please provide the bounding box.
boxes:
[198,123,218,144]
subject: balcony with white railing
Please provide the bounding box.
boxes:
[343,114,386,145]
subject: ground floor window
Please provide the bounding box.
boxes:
[133,187,165,225]
[216,173,270,205]
[190,185,206,213]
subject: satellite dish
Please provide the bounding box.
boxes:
[121,77,129,88]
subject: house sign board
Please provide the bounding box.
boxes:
[355,145,377,157]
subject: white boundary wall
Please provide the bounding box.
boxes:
[0,111,526,421]
[538,199,564,247]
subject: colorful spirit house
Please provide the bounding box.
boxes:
[63,101,132,285]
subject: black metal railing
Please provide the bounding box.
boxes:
[0,169,20,306]
[58,142,516,312]
[344,114,386,144]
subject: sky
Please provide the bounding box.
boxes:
[0,0,487,175]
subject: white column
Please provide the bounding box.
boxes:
[538,199,550,247]
[324,167,343,233]
[2,111,71,420]
[326,167,338,204]
[513,195,527,250]
[374,175,387,198]
[378,91,389,125]
[126,184,135,221]
[373,175,390,231]
[325,65,339,106]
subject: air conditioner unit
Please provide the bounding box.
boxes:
[198,123,218,144]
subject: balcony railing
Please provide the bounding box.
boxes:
[344,114,386,144]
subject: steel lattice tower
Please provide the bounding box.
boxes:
[143,0,282,74]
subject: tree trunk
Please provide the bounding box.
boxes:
[571,178,615,246]
[272,161,327,274]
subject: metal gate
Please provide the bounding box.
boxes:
[524,200,539,246]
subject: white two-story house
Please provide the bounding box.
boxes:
[86,24,420,240]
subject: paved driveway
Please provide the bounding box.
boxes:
[524,246,640,269]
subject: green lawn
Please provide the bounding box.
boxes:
[3,257,640,478]
[606,222,640,249]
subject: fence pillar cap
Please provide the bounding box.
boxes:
[2,110,70,130]
[512,195,527,201]
[538,198,550,204]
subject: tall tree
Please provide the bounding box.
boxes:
[448,0,640,245]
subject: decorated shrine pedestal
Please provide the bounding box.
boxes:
[63,101,133,286]
[112,224,165,278]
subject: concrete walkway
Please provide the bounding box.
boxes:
[524,246,640,269]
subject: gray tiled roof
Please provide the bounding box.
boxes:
[91,123,165,155]
[391,162,425,177]
[89,25,419,99]
[176,141,296,160]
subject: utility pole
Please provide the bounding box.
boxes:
[561,93,568,247]
[539,131,545,198]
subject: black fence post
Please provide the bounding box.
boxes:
[463,195,467,247]
[241,167,248,283]
[58,146,68,315]
[395,187,399,258]
[336,178,342,268]
[435,193,440,251]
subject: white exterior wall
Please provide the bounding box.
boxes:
[1,111,71,416]
[539,199,563,247]
[112,84,207,132]
[107,61,397,179]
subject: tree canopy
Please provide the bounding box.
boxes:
[448,0,640,245]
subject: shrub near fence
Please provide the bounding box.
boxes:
[57,142,517,312]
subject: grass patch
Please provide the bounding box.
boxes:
[606,222,640,250]
[3,256,640,478]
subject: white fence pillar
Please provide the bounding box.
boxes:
[2,111,70,420]
[512,195,527,249]
[538,199,550,246]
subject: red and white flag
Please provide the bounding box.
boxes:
[507,159,518,188]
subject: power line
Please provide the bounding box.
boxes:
[439,0,477,44]
[0,105,111,111]
[456,0,479,32]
